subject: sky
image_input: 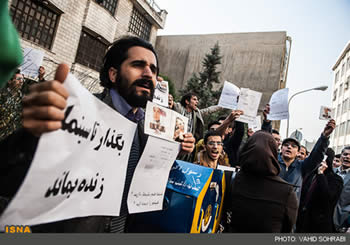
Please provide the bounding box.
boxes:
[155,0,350,143]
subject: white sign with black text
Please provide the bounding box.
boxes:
[127,136,180,213]
[0,73,137,229]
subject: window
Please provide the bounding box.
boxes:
[334,126,338,138]
[343,99,348,114]
[345,77,349,90]
[347,120,350,135]
[347,57,350,71]
[94,0,118,15]
[341,122,345,136]
[337,104,341,117]
[75,29,109,71]
[333,89,337,101]
[10,0,61,49]
[341,63,346,77]
[339,83,343,96]
[337,146,343,154]
[335,71,339,83]
[128,7,152,41]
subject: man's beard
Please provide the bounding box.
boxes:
[115,77,155,108]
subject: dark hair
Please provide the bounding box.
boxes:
[218,116,227,122]
[300,145,309,155]
[325,147,335,170]
[207,120,221,130]
[204,130,222,145]
[11,69,22,80]
[334,154,341,158]
[180,92,198,107]
[341,146,350,155]
[99,36,159,89]
[272,129,280,135]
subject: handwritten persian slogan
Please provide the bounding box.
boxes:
[20,47,44,79]
[127,136,180,213]
[152,80,169,107]
[0,74,136,229]
[144,101,188,142]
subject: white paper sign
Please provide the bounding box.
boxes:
[152,81,169,107]
[144,101,188,142]
[248,116,262,132]
[267,88,289,120]
[127,136,180,213]
[20,47,44,79]
[218,81,241,109]
[217,165,237,172]
[236,88,262,124]
[319,106,334,120]
[0,73,137,229]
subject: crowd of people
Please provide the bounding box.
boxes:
[0,36,349,234]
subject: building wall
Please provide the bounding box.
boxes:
[155,32,289,130]
[330,41,350,154]
[10,0,166,93]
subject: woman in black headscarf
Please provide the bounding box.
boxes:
[226,130,298,233]
[296,147,343,233]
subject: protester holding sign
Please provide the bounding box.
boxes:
[0,36,195,233]
[262,105,335,200]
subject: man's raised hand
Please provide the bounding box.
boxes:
[22,64,69,137]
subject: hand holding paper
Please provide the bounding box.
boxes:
[22,63,69,136]
[262,104,270,122]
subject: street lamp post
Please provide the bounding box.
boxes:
[286,85,328,138]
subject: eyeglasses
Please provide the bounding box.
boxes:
[207,141,224,146]
[15,77,24,81]
[283,142,298,148]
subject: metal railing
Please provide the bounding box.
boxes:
[146,0,162,13]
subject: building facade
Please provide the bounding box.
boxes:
[155,32,292,130]
[330,41,350,154]
[9,0,167,92]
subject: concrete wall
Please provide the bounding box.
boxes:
[155,31,288,121]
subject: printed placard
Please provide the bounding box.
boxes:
[267,88,289,120]
[319,106,334,120]
[20,47,44,79]
[144,101,188,142]
[152,80,169,107]
[218,81,241,110]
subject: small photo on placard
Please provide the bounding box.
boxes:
[319,106,334,120]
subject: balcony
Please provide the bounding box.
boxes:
[132,0,168,29]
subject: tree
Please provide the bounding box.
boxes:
[180,42,222,108]
[180,42,228,124]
